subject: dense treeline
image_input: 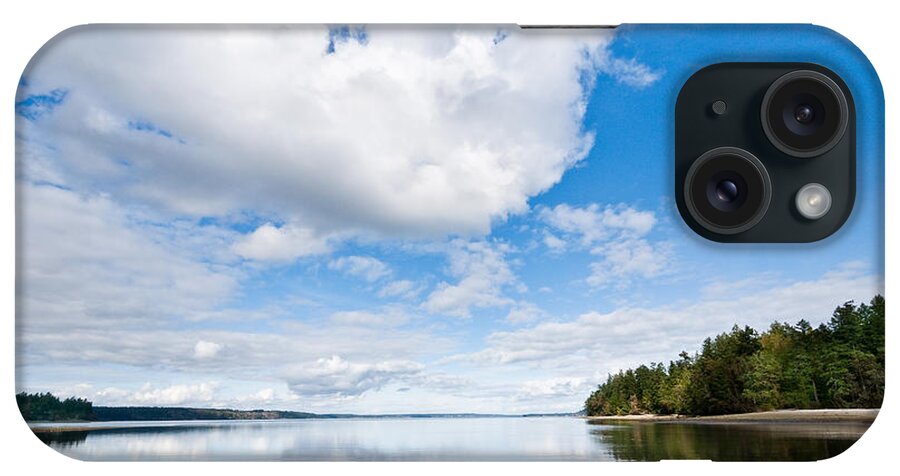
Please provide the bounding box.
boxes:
[15,393,321,422]
[19,394,575,422]
[21,397,527,422]
[16,392,95,421]
[585,296,885,416]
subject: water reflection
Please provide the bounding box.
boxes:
[34,417,869,461]
[587,420,868,461]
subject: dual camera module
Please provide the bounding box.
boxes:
[676,63,855,242]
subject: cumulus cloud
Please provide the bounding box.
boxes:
[328,255,392,282]
[91,382,219,406]
[377,280,421,300]
[232,224,332,262]
[281,355,472,401]
[230,388,281,408]
[248,388,275,401]
[130,382,218,405]
[423,240,517,317]
[587,239,673,288]
[16,183,237,336]
[517,377,591,400]
[329,308,409,327]
[539,203,672,288]
[542,232,567,253]
[458,263,883,377]
[193,340,223,359]
[15,179,455,390]
[599,57,662,88]
[57,380,298,411]
[19,317,454,381]
[19,26,657,246]
[46,382,296,410]
[505,302,546,324]
[539,203,656,246]
[284,356,424,397]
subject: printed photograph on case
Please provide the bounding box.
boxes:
[15,25,884,461]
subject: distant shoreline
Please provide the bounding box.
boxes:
[29,408,879,434]
[585,408,879,424]
[28,413,575,433]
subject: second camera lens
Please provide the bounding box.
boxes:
[793,104,815,124]
[716,180,739,202]
[761,70,849,158]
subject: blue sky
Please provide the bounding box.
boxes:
[15,25,883,413]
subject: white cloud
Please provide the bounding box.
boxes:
[377,279,421,300]
[52,381,299,411]
[250,388,275,401]
[587,239,673,288]
[329,308,409,327]
[193,340,223,359]
[118,382,219,406]
[505,302,545,324]
[517,377,591,400]
[15,181,456,389]
[234,388,278,407]
[700,273,779,298]
[20,26,657,245]
[16,184,237,336]
[542,232,567,253]
[539,203,671,288]
[539,203,656,245]
[19,317,455,382]
[131,382,218,405]
[599,57,662,88]
[328,255,391,282]
[283,356,423,397]
[458,263,883,378]
[232,223,332,262]
[423,240,516,317]
[408,373,473,392]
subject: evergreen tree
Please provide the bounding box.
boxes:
[584,296,885,416]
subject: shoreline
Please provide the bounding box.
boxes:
[29,408,880,433]
[31,425,134,433]
[585,408,879,424]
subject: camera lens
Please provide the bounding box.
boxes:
[715,180,739,203]
[761,70,849,158]
[708,175,746,212]
[684,147,771,235]
[793,104,815,124]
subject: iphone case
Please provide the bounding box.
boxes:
[14,24,885,461]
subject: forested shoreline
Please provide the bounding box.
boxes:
[16,392,94,421]
[585,296,885,416]
[15,393,320,422]
[16,393,568,422]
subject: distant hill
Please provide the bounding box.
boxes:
[93,406,318,421]
[92,408,581,421]
[19,391,581,422]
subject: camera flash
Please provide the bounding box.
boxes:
[711,100,727,116]
[795,183,832,220]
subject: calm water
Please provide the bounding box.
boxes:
[33,417,870,461]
